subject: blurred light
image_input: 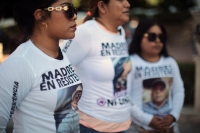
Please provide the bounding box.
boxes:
[169,5,177,13]
[0,18,15,28]
[130,20,139,29]
[73,0,81,8]
[145,0,163,6]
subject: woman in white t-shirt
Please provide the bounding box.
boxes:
[127,18,185,133]
[61,0,132,132]
[0,0,82,133]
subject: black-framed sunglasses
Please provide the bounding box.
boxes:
[144,33,166,43]
[44,5,77,19]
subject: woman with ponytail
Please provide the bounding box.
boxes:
[61,0,131,132]
[0,0,82,132]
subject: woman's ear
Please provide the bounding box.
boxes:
[33,9,46,21]
[97,1,107,14]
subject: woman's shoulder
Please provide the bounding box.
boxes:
[129,54,142,61]
[162,56,177,63]
[4,40,40,66]
[1,48,31,72]
[129,54,144,66]
[129,54,139,58]
[75,20,96,36]
[78,20,96,29]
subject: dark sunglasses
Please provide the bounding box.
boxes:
[144,33,166,43]
[44,5,77,19]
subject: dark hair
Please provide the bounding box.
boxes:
[12,0,57,43]
[128,18,169,57]
[151,79,166,89]
[83,0,110,22]
[0,29,10,53]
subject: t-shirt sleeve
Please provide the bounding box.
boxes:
[130,104,154,126]
[169,57,185,121]
[61,25,93,66]
[0,57,34,132]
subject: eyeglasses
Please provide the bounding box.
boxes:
[144,33,166,43]
[44,5,77,19]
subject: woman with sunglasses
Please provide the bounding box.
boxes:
[127,18,185,133]
[61,0,132,133]
[0,0,82,133]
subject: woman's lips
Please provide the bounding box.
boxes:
[71,24,77,30]
[123,11,130,14]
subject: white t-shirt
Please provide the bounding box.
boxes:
[0,40,82,133]
[61,20,131,123]
[127,54,185,130]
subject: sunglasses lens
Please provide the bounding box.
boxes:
[65,6,77,19]
[158,34,165,43]
[146,33,165,43]
[67,6,73,18]
[147,33,157,42]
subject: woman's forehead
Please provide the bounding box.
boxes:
[148,25,162,33]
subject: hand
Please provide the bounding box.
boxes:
[159,115,175,129]
[149,116,162,129]
[71,102,78,111]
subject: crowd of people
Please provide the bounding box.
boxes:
[0,0,185,133]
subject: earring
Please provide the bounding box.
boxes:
[43,23,48,32]
[42,23,48,31]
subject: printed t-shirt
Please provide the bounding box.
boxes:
[127,54,184,130]
[61,20,132,132]
[0,40,82,133]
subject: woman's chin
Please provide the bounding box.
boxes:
[65,34,75,40]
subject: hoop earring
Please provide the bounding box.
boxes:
[42,22,48,32]
[44,23,48,32]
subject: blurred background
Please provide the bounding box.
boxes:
[1,0,200,132]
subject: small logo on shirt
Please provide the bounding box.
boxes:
[97,97,129,107]
[62,40,72,53]
[10,81,19,118]
[97,98,107,106]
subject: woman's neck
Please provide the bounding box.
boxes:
[95,18,119,33]
[30,33,59,58]
[140,53,160,62]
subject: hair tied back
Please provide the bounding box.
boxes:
[87,11,92,16]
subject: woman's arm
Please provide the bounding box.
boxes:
[169,58,185,121]
[0,57,33,132]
